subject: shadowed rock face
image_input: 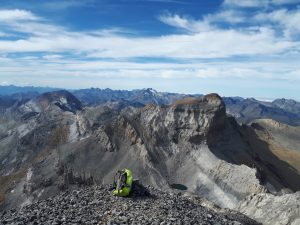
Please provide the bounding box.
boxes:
[0,91,299,225]
[35,90,82,113]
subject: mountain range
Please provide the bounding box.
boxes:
[0,86,300,224]
[1,85,300,126]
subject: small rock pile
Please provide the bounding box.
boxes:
[0,185,260,225]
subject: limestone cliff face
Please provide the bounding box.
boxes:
[137,94,226,151]
[130,94,264,208]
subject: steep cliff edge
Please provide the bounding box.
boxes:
[127,94,266,208]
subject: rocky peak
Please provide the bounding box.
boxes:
[138,94,227,146]
[203,93,224,105]
[272,98,300,114]
[135,94,265,208]
[35,90,82,113]
[166,94,226,140]
[144,88,157,94]
[273,98,297,105]
[172,93,224,110]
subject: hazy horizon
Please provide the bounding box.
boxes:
[0,0,300,100]
[1,83,299,101]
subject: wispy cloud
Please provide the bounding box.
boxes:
[0,9,39,21]
[255,8,300,37]
[0,8,295,59]
[223,0,300,7]
[223,0,268,8]
[42,54,63,60]
[204,10,246,24]
[271,0,300,5]
[1,54,299,79]
[0,31,9,37]
[158,13,212,32]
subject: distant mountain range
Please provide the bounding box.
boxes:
[223,97,300,126]
[1,85,299,126]
[0,85,59,96]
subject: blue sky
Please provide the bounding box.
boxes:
[0,0,300,99]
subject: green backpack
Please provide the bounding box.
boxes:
[112,168,133,197]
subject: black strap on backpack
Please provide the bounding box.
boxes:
[115,170,127,193]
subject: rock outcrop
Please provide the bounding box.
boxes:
[237,192,300,225]
[131,94,266,208]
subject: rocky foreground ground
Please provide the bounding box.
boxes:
[0,184,260,225]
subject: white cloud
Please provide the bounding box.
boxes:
[204,10,245,24]
[0,32,9,37]
[0,81,10,85]
[255,9,300,37]
[223,0,300,7]
[158,10,245,32]
[0,9,38,21]
[42,54,63,60]
[223,0,268,8]
[158,13,212,32]
[0,53,298,81]
[0,9,298,60]
[271,0,300,5]
[0,24,292,59]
